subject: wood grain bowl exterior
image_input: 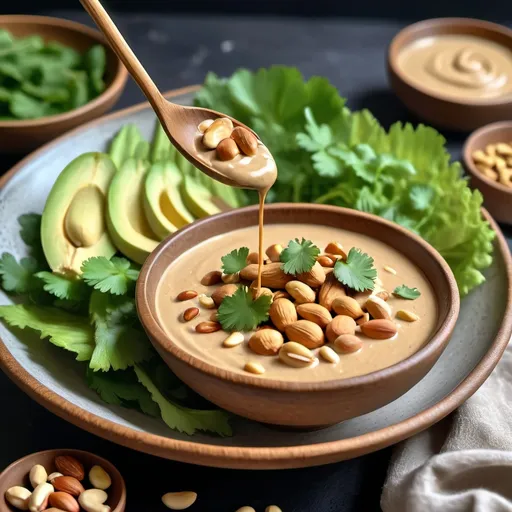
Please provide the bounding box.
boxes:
[137,204,460,427]
[0,15,128,153]
[463,122,512,225]
[388,18,512,131]
[0,449,126,512]
[0,88,510,469]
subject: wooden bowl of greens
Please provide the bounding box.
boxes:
[0,15,128,153]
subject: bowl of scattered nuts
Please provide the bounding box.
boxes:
[137,203,459,428]
[463,121,512,225]
[0,449,126,512]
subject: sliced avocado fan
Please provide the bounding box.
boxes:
[107,158,159,264]
[41,152,117,276]
[181,175,232,218]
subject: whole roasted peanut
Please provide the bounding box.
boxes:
[334,334,363,353]
[361,319,398,339]
[201,270,222,286]
[216,137,240,161]
[211,284,238,306]
[202,117,233,149]
[182,307,199,322]
[285,320,325,349]
[296,303,332,328]
[195,321,222,333]
[285,280,315,304]
[296,262,326,287]
[48,491,80,512]
[29,465,48,489]
[231,126,258,156]
[176,290,198,301]
[52,476,85,497]
[55,456,84,481]
[249,329,284,355]
[265,244,283,262]
[28,483,53,512]
[326,315,356,343]
[5,486,31,510]
[78,489,110,512]
[89,466,111,491]
[269,298,297,331]
[332,296,364,319]
[318,272,347,311]
[279,342,315,368]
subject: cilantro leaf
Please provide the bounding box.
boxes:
[88,291,152,372]
[221,247,249,274]
[18,213,45,262]
[35,271,89,301]
[333,248,377,292]
[134,364,232,436]
[81,257,139,295]
[0,304,94,361]
[86,367,159,417]
[393,285,421,300]
[0,253,38,294]
[217,286,271,332]
[280,238,320,275]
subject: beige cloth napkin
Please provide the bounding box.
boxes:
[381,343,512,512]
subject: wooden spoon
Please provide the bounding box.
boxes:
[80,0,255,187]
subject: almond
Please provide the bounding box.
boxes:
[202,117,233,149]
[318,272,346,311]
[360,319,397,339]
[273,290,291,301]
[279,342,315,368]
[217,137,240,161]
[52,476,84,497]
[265,244,283,262]
[285,280,315,304]
[296,262,326,287]
[211,284,238,306]
[48,492,79,512]
[195,321,222,333]
[231,126,258,156]
[332,296,364,319]
[201,270,222,286]
[251,286,273,301]
[326,315,356,343]
[285,320,325,349]
[296,303,332,328]
[55,456,84,481]
[240,263,293,289]
[366,295,392,320]
[325,241,347,260]
[334,334,363,353]
[247,252,260,264]
[182,307,199,322]
[356,312,370,325]
[176,290,198,301]
[269,298,297,331]
[249,329,284,355]
[317,255,334,267]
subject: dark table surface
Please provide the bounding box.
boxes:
[1,12,511,512]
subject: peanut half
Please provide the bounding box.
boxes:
[28,482,54,512]
[89,465,111,491]
[244,361,266,375]
[279,342,315,368]
[162,491,197,510]
[202,117,233,149]
[29,465,48,489]
[78,489,109,512]
[5,486,31,510]
[396,309,419,322]
[223,332,245,348]
[319,345,340,364]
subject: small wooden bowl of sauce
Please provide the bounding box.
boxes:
[388,18,512,131]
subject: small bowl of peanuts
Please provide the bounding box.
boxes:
[0,449,126,512]
[463,121,512,224]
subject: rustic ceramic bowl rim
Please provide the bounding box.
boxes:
[388,17,512,106]
[0,14,128,128]
[0,448,126,512]
[462,121,512,194]
[137,203,460,392]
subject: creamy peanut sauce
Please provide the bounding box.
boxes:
[156,224,438,382]
[397,34,512,100]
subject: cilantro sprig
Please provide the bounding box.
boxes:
[81,256,139,295]
[221,247,249,274]
[333,248,377,292]
[280,238,320,275]
[393,285,421,300]
[217,286,271,332]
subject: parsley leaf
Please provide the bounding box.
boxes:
[333,248,377,292]
[134,364,232,436]
[35,271,89,301]
[86,367,159,417]
[0,253,38,294]
[221,247,249,274]
[0,304,94,361]
[393,285,421,300]
[280,238,320,275]
[81,257,139,295]
[217,286,271,332]
[88,291,153,372]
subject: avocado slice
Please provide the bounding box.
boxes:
[41,152,117,276]
[107,158,159,264]
[143,161,195,240]
[180,175,232,219]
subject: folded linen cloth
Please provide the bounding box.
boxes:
[381,344,512,512]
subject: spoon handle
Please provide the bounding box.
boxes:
[80,0,165,111]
